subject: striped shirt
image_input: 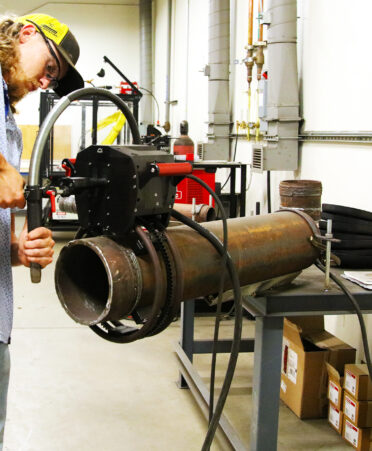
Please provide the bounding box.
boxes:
[0,67,23,344]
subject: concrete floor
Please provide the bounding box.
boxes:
[3,217,352,450]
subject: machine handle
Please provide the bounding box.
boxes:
[153,162,193,176]
[46,190,56,213]
[61,158,76,177]
[26,186,42,283]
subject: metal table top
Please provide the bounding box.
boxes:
[243,265,372,317]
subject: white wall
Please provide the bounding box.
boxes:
[298,0,372,358]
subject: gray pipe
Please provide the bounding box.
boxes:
[29,96,71,185]
[260,0,300,170]
[203,0,231,161]
[164,0,172,130]
[29,87,141,186]
[139,0,153,130]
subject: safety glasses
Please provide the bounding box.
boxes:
[27,20,61,89]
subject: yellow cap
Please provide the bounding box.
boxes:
[16,14,84,96]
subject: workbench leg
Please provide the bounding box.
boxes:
[178,300,195,389]
[250,316,283,451]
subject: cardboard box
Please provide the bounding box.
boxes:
[344,392,372,428]
[343,418,372,450]
[328,401,343,434]
[345,364,372,401]
[280,317,356,419]
[326,362,344,410]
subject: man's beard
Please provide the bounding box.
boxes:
[6,64,39,112]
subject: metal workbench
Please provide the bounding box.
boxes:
[175,265,372,450]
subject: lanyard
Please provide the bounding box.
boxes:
[3,79,9,119]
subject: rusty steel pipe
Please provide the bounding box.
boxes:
[172,203,216,222]
[55,211,320,326]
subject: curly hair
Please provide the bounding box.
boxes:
[0,18,27,112]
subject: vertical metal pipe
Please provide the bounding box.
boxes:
[139,0,153,130]
[184,0,190,120]
[262,0,300,169]
[258,0,264,41]
[248,0,254,45]
[325,219,333,290]
[203,0,231,160]
[164,0,172,131]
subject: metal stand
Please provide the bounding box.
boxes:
[193,162,247,217]
[175,300,254,450]
[176,266,372,450]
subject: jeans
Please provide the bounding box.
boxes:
[0,343,10,451]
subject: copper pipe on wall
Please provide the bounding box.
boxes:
[245,0,255,86]
[256,0,265,80]
[248,0,254,46]
[258,0,264,41]
[172,203,216,222]
[55,211,320,326]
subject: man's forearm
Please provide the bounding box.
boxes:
[0,153,8,170]
[0,154,25,209]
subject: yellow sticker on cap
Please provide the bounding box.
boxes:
[17,14,69,45]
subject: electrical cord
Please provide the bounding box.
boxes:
[315,260,372,380]
[139,86,160,126]
[185,175,228,423]
[220,132,239,191]
[245,164,253,192]
[172,173,243,450]
[172,209,242,450]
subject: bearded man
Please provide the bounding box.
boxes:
[0,14,84,449]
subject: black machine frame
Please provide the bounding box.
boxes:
[38,90,141,230]
[39,90,141,180]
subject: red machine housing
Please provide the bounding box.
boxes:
[175,169,215,206]
[173,121,215,206]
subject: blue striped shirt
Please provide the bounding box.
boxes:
[0,67,23,344]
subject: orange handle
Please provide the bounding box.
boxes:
[46,190,56,213]
[156,162,193,176]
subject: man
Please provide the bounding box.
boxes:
[0,14,84,448]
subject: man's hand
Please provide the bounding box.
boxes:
[16,226,55,268]
[0,154,25,209]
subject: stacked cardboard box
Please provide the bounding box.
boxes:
[280,316,356,419]
[327,362,345,434]
[342,364,372,450]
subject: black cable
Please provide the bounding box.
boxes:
[185,174,227,246]
[315,260,372,380]
[184,174,228,423]
[267,170,271,213]
[174,172,242,448]
[220,132,239,191]
[171,210,242,450]
[139,86,160,126]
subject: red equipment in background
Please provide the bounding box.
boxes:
[173,121,215,207]
[173,120,195,162]
[120,81,139,95]
[175,170,215,206]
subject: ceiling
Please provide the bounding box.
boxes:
[1,0,139,15]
